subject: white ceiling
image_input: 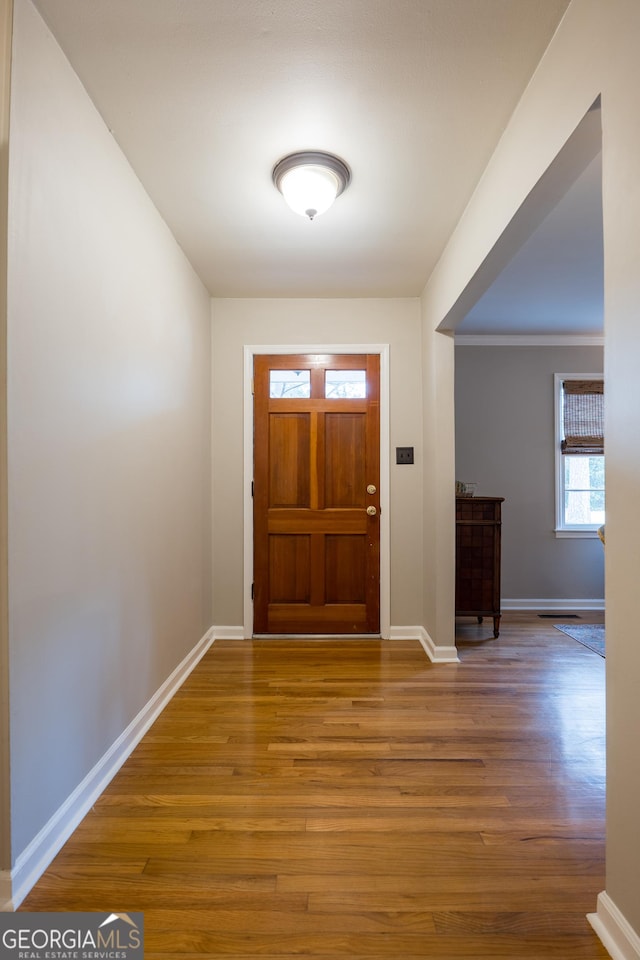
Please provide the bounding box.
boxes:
[32,0,587,325]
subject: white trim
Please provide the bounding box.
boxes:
[243,344,391,640]
[588,891,640,960]
[555,528,600,539]
[455,334,604,346]
[211,625,246,640]
[213,626,463,661]
[390,625,460,663]
[6,627,215,911]
[554,372,563,531]
[389,625,425,641]
[212,625,461,663]
[501,597,605,611]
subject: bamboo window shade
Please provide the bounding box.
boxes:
[561,379,604,454]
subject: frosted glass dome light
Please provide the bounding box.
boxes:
[273,151,351,220]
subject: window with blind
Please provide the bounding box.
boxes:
[555,374,604,535]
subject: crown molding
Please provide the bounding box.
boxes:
[454,334,604,346]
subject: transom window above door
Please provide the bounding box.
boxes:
[325,369,366,398]
[267,357,369,401]
[269,369,311,398]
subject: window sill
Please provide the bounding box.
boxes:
[554,528,600,539]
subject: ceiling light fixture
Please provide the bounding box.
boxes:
[272,151,351,220]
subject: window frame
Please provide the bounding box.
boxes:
[554,373,604,538]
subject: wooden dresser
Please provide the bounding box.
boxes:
[455,496,504,638]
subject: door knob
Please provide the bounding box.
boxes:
[366,505,377,516]
[366,484,377,495]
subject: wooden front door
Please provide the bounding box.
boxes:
[253,353,380,635]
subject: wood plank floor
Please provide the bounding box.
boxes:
[19,613,609,959]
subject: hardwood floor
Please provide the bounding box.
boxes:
[19,613,609,959]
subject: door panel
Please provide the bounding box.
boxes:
[269,535,310,602]
[324,414,367,507]
[325,535,366,603]
[254,353,380,635]
[269,414,310,507]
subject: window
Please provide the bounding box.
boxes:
[555,374,604,536]
[269,369,311,398]
[325,369,366,398]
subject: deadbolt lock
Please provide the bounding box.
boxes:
[366,484,377,495]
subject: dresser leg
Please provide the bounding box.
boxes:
[493,615,501,638]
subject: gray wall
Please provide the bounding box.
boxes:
[6,0,212,863]
[454,343,604,604]
[211,298,424,632]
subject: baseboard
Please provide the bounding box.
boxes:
[212,625,246,639]
[501,598,605,612]
[390,626,459,663]
[7,626,215,911]
[217,624,459,662]
[588,891,640,960]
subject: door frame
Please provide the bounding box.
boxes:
[243,343,391,638]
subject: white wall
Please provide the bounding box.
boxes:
[0,0,12,893]
[6,0,211,871]
[598,3,640,944]
[211,298,423,632]
[419,323,455,650]
[455,344,604,605]
[422,0,640,949]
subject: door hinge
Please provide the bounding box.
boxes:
[251,583,254,600]
[251,480,254,497]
